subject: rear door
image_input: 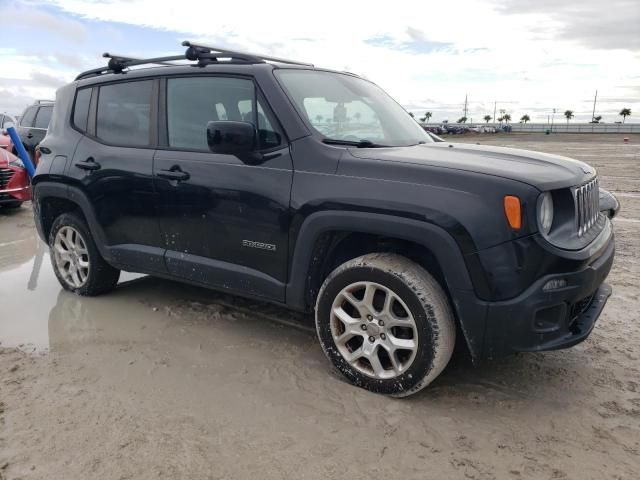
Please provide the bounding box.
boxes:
[154,75,293,300]
[68,80,165,274]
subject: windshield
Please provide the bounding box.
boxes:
[275,70,432,147]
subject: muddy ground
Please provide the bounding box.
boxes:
[1,134,639,479]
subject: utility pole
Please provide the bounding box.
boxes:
[463,93,468,119]
[493,101,496,123]
[591,89,598,122]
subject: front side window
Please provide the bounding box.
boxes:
[167,76,281,151]
[73,88,92,132]
[96,80,152,147]
[275,70,431,147]
[34,105,53,129]
[20,106,38,127]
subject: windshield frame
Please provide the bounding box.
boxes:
[273,68,432,147]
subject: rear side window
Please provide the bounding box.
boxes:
[73,88,92,132]
[166,76,282,151]
[34,106,53,129]
[96,81,152,147]
[20,107,37,127]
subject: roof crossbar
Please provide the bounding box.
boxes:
[75,53,186,80]
[182,41,314,67]
[74,41,314,81]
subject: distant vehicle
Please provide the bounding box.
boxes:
[0,147,30,208]
[14,100,54,161]
[423,125,446,135]
[0,113,16,129]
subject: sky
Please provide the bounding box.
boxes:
[0,0,638,123]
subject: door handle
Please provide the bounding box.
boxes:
[75,157,101,171]
[157,167,190,182]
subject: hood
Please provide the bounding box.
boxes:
[348,142,595,190]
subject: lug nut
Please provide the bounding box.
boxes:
[380,333,386,340]
[361,324,367,331]
[367,315,373,321]
[378,320,384,327]
[368,336,375,343]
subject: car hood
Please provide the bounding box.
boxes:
[348,142,595,190]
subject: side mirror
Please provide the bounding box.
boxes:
[206,121,255,155]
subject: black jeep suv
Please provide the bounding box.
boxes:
[32,43,615,396]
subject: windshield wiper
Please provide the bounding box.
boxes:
[322,138,388,148]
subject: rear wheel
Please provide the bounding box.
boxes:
[315,253,455,397]
[49,212,120,296]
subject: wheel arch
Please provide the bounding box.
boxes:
[32,182,111,261]
[286,211,486,359]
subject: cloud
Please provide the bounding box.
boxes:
[30,72,66,89]
[3,5,87,43]
[496,0,640,51]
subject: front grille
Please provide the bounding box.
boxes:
[574,177,599,237]
[0,168,14,189]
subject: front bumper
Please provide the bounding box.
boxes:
[480,232,614,359]
[0,185,31,204]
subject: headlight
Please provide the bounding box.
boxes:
[9,158,24,168]
[538,192,554,234]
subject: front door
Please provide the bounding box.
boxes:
[154,75,293,301]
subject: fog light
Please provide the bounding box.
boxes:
[542,279,567,291]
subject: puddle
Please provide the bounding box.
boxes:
[0,208,143,351]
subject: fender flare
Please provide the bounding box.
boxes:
[285,211,486,358]
[32,181,112,262]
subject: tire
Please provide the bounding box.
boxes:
[1,201,22,209]
[315,253,455,397]
[48,212,120,296]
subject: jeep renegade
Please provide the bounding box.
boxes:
[32,42,615,396]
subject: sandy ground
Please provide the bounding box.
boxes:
[1,134,639,479]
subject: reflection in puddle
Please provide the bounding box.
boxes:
[0,208,143,350]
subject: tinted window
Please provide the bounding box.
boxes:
[97,81,152,147]
[20,107,38,127]
[34,106,53,129]
[167,77,281,151]
[73,88,92,132]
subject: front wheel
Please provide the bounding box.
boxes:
[315,253,455,397]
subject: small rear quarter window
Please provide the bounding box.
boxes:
[73,88,92,132]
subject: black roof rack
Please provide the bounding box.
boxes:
[182,41,314,67]
[75,40,314,81]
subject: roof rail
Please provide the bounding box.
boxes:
[182,41,314,67]
[74,41,314,81]
[35,99,55,104]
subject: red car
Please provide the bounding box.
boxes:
[0,147,30,208]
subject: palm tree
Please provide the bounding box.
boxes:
[353,112,361,123]
[483,115,492,123]
[591,115,602,124]
[520,114,530,123]
[619,108,631,123]
[503,114,511,124]
[457,116,467,124]
[564,110,574,124]
[420,111,433,123]
[315,114,323,123]
[497,116,504,125]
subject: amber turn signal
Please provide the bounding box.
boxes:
[504,195,522,230]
